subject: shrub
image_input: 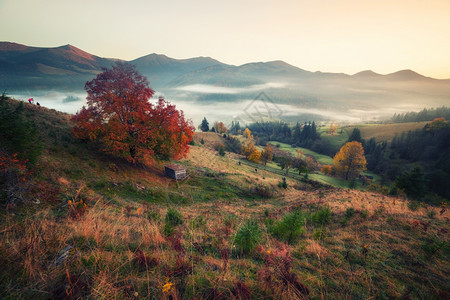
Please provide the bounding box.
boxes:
[421,237,448,258]
[200,138,205,144]
[407,200,421,211]
[234,219,261,254]
[339,207,355,226]
[278,178,287,189]
[312,206,332,226]
[427,210,437,219]
[68,199,88,220]
[345,207,355,218]
[312,227,327,241]
[272,209,305,244]
[166,208,183,226]
[252,184,274,198]
[218,146,225,156]
[389,186,398,196]
[348,178,357,188]
[146,211,161,222]
[361,210,369,219]
[164,208,183,236]
[339,217,349,227]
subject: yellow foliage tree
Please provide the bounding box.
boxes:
[248,149,261,163]
[333,141,367,180]
[327,122,338,134]
[241,140,256,157]
[243,128,253,139]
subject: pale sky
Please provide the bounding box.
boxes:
[1,0,450,78]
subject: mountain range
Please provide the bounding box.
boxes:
[1,41,449,121]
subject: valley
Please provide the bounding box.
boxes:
[0,99,448,298]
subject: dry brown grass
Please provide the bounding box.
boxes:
[345,122,428,142]
[1,105,449,298]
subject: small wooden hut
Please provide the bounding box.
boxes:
[164,164,187,180]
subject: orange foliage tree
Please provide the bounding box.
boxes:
[72,62,194,163]
[248,149,261,163]
[333,141,367,180]
[426,117,447,131]
[241,140,256,157]
[321,164,334,176]
[214,121,227,134]
[261,145,273,166]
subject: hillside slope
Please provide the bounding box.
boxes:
[0,99,449,299]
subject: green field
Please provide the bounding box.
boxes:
[319,130,348,148]
[266,141,380,187]
[268,141,334,165]
[309,173,351,188]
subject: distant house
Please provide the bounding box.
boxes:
[165,164,187,180]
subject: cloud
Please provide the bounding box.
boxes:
[175,82,287,94]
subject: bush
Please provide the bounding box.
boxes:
[407,200,421,211]
[312,227,327,241]
[345,207,355,218]
[278,178,287,189]
[234,220,261,254]
[200,138,205,144]
[348,178,357,188]
[361,210,369,219]
[421,237,448,258]
[164,208,183,236]
[389,186,398,196]
[312,206,332,226]
[272,209,305,244]
[218,146,225,156]
[166,208,183,226]
[252,184,274,198]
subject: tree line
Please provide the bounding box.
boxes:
[346,120,450,200]
[391,106,450,123]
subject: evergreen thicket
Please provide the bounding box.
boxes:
[0,93,42,165]
[391,106,450,123]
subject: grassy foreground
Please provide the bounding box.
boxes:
[0,101,449,299]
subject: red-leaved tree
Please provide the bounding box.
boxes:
[151,97,194,160]
[72,62,194,163]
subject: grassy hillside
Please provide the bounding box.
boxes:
[343,122,428,143]
[0,100,449,299]
[268,141,334,165]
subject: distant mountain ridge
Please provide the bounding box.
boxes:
[1,42,449,119]
[131,53,225,87]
